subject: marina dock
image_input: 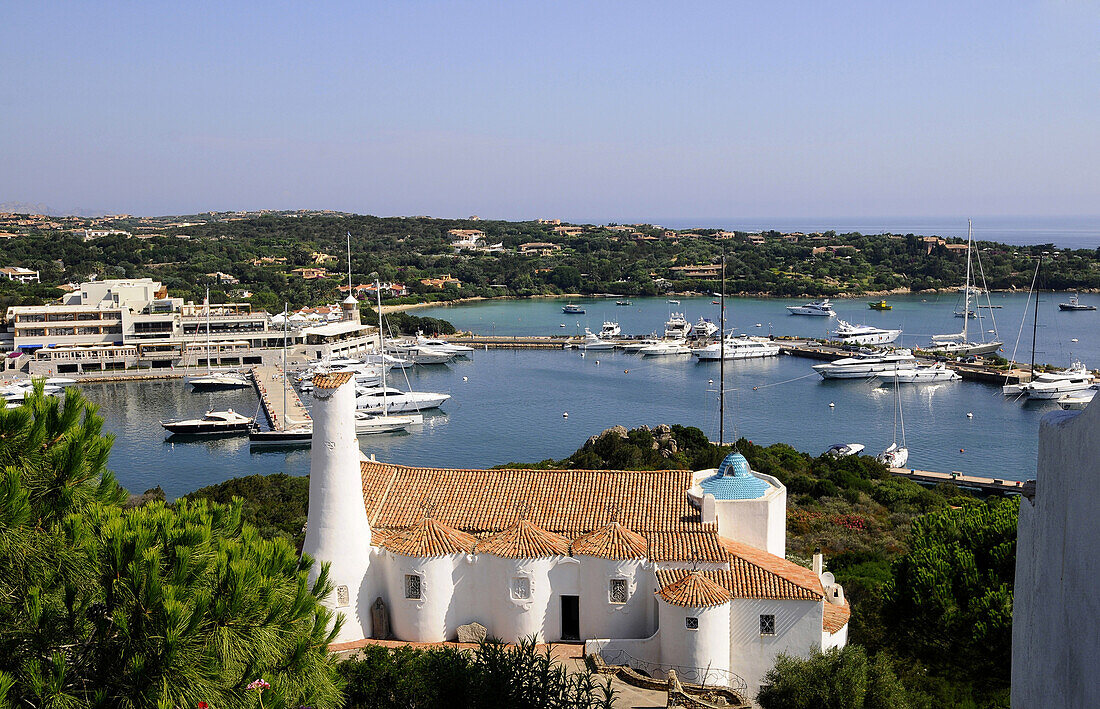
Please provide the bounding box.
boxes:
[889,466,1028,495]
[251,366,311,431]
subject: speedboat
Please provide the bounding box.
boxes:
[867,300,892,310]
[598,321,621,339]
[354,411,421,434]
[581,329,617,350]
[831,320,901,346]
[355,386,451,413]
[615,300,632,306]
[637,341,691,356]
[787,299,836,316]
[693,317,719,339]
[693,335,780,360]
[875,363,960,383]
[1058,390,1096,410]
[161,409,254,435]
[812,350,917,379]
[666,299,680,305]
[824,443,865,458]
[416,332,475,355]
[189,371,252,391]
[1059,293,1096,311]
[663,313,692,339]
[562,304,585,314]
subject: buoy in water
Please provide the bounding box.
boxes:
[966,412,974,418]
[595,360,600,365]
[960,448,965,453]
[1072,338,1079,343]
[462,376,468,381]
[563,412,569,418]
[580,352,585,358]
[829,402,835,408]
[708,379,714,385]
[624,369,629,373]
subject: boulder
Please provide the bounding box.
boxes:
[456,621,487,644]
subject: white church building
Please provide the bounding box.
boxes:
[304,371,850,699]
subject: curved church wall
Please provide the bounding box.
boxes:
[577,557,653,640]
[658,601,731,679]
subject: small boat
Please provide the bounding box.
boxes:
[637,341,691,356]
[1058,390,1096,410]
[162,409,254,435]
[615,300,632,306]
[877,363,961,383]
[868,300,892,310]
[787,299,836,317]
[581,329,617,350]
[1059,292,1096,311]
[619,338,661,352]
[824,443,865,458]
[666,299,680,305]
[354,411,421,434]
[877,442,909,468]
[189,371,252,391]
[248,425,313,447]
[954,309,977,318]
[712,300,720,305]
[562,304,586,314]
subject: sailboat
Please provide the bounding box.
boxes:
[928,220,1003,356]
[248,303,314,446]
[357,273,420,433]
[877,371,909,468]
[189,288,251,391]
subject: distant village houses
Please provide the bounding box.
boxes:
[535,218,562,225]
[420,274,461,289]
[291,267,329,280]
[339,282,408,298]
[1,266,40,284]
[81,228,130,242]
[519,242,562,256]
[205,271,239,285]
[669,264,722,279]
[551,225,583,236]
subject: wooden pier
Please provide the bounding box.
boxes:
[250,366,311,431]
[889,466,1028,495]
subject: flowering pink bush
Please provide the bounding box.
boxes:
[247,679,271,691]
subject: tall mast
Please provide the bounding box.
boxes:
[376,278,387,416]
[205,287,212,374]
[1031,257,1040,381]
[346,231,353,293]
[282,301,288,425]
[719,251,725,447]
[962,219,973,341]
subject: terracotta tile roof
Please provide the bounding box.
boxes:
[378,516,477,557]
[476,519,571,558]
[313,371,354,389]
[719,537,824,599]
[823,601,851,634]
[571,522,648,559]
[646,531,727,563]
[655,570,733,607]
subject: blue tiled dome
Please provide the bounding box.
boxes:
[700,453,769,500]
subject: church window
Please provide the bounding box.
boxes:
[404,574,422,600]
[685,616,699,630]
[510,576,531,600]
[760,614,776,635]
[608,578,628,604]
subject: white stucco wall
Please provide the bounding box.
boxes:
[658,601,731,679]
[728,598,823,699]
[1012,404,1100,709]
[383,553,467,642]
[479,556,561,642]
[577,558,653,641]
[302,376,373,643]
[689,470,787,556]
[821,624,848,650]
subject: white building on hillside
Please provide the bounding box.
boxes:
[303,373,850,702]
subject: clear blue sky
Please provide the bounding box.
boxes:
[2,1,1097,221]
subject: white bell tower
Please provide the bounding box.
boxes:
[302,371,373,642]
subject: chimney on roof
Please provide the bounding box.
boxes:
[812,549,823,577]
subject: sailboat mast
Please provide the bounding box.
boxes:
[719,251,725,447]
[205,287,211,374]
[1031,258,1040,381]
[282,301,288,425]
[962,219,973,341]
[376,278,387,414]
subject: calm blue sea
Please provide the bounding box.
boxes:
[83,293,1098,499]
[653,216,1099,249]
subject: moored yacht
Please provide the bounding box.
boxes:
[1059,292,1096,311]
[385,341,455,365]
[416,332,475,355]
[562,303,585,314]
[787,299,836,316]
[161,409,254,435]
[874,362,960,383]
[693,317,719,339]
[824,443,865,458]
[813,349,917,379]
[1022,362,1094,400]
[189,371,252,391]
[355,386,451,413]
[354,410,420,434]
[831,320,902,346]
[693,335,780,360]
[1004,361,1091,396]
[581,329,617,350]
[598,321,621,339]
[637,340,691,356]
[663,313,692,339]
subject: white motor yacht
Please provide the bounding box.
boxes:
[619,338,661,352]
[1023,362,1094,400]
[581,329,617,350]
[663,313,692,339]
[354,410,421,434]
[693,317,719,339]
[824,443,865,458]
[813,350,917,379]
[363,351,413,369]
[416,332,475,355]
[693,335,780,360]
[831,320,902,346]
[385,342,454,365]
[874,363,960,383]
[637,341,691,356]
[598,321,621,339]
[161,409,254,435]
[355,386,451,413]
[1004,361,1092,397]
[787,299,836,316]
[1058,390,1096,410]
[189,371,252,391]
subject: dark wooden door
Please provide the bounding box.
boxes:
[561,595,579,640]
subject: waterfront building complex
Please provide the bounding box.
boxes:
[304,372,850,699]
[4,278,377,375]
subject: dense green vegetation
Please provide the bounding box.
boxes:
[0,385,343,708]
[340,639,616,709]
[2,213,1097,320]
[757,646,912,709]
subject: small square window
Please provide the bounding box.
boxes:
[511,576,531,600]
[760,614,775,635]
[685,616,699,630]
[609,578,628,604]
[404,574,422,600]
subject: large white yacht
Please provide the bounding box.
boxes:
[1020,362,1095,400]
[873,362,960,383]
[831,320,902,346]
[693,317,719,339]
[637,341,692,356]
[787,299,836,316]
[580,329,617,350]
[812,349,918,379]
[1003,361,1092,396]
[693,335,780,360]
[598,321,621,339]
[385,341,454,365]
[415,332,475,355]
[355,386,451,413]
[663,313,692,339]
[189,371,252,391]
